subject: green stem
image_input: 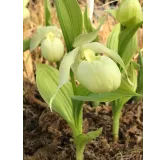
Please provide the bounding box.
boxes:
[92,101,100,107]
[76,145,85,160]
[112,110,121,142]
[70,70,76,93]
[112,101,123,142]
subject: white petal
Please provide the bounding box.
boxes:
[82,42,128,75]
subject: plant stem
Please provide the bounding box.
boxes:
[92,101,100,107]
[70,70,76,93]
[113,110,121,142]
[76,145,85,160]
[112,101,123,142]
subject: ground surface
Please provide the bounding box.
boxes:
[23,81,143,160]
[23,0,143,159]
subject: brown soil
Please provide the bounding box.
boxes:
[23,81,143,160]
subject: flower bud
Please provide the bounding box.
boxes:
[116,0,143,27]
[23,0,30,20]
[76,49,121,93]
[41,32,64,62]
[23,8,30,20]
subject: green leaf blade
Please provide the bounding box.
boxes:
[44,0,52,26]
[71,78,140,102]
[118,21,143,57]
[36,63,74,125]
[74,128,102,148]
[116,62,138,107]
[106,23,120,53]
[121,33,138,66]
[55,0,83,52]
[135,51,143,100]
[23,38,30,52]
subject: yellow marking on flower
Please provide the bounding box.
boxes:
[83,49,96,62]
[46,32,55,41]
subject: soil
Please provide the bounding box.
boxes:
[23,81,143,160]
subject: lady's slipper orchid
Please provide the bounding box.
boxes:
[108,0,143,27]
[49,18,128,109]
[57,42,127,94]
[41,32,64,62]
[76,49,121,93]
[30,26,64,62]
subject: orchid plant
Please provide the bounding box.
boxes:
[23,0,142,159]
[107,0,143,141]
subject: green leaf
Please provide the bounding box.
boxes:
[48,47,81,136]
[30,26,62,51]
[36,63,75,125]
[55,0,83,52]
[118,21,143,57]
[23,38,30,52]
[136,51,143,96]
[44,0,52,26]
[74,128,102,149]
[71,84,91,135]
[126,62,137,91]
[73,17,106,48]
[121,33,138,66]
[84,6,94,33]
[106,9,117,19]
[75,84,90,96]
[116,62,138,107]
[81,42,128,76]
[71,78,140,102]
[106,23,120,52]
[131,61,140,71]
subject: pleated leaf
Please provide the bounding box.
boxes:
[106,23,120,52]
[44,0,52,26]
[136,51,143,97]
[71,78,140,102]
[55,0,83,52]
[121,33,138,67]
[115,62,138,108]
[118,21,143,57]
[36,63,75,125]
[74,128,102,150]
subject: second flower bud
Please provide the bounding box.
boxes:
[41,32,64,62]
